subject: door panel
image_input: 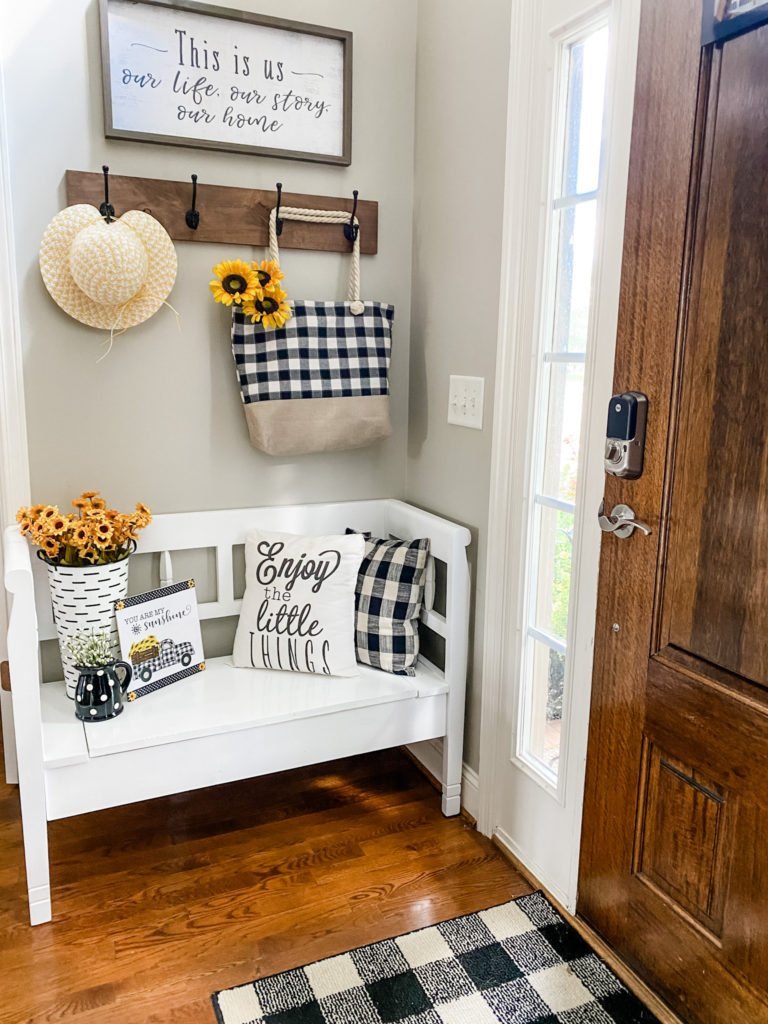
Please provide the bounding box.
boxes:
[665,28,768,686]
[579,2,768,1022]
[635,743,730,935]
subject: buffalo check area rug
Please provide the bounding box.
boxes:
[212,892,658,1024]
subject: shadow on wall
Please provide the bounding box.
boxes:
[407,499,480,753]
[407,228,430,459]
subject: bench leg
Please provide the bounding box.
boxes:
[25,849,52,925]
[28,882,52,925]
[441,734,462,817]
[19,785,51,924]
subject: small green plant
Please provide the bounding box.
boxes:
[65,630,114,668]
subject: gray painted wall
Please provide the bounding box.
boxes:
[4,0,416,514]
[407,0,512,772]
[4,0,514,775]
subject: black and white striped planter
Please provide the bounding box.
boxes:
[45,559,130,699]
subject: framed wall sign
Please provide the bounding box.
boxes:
[115,579,205,700]
[702,0,768,44]
[99,0,352,165]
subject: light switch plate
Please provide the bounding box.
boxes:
[448,375,484,430]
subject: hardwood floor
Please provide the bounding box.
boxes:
[0,747,530,1023]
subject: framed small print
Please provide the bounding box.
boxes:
[702,0,768,44]
[100,0,352,164]
[115,579,205,700]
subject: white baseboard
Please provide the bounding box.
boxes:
[406,739,480,821]
[493,825,571,910]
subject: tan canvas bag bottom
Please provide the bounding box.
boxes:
[243,396,392,456]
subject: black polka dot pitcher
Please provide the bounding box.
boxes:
[74,661,132,722]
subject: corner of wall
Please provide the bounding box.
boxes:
[406,0,513,773]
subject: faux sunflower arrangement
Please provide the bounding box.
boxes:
[16,491,152,567]
[209,257,292,329]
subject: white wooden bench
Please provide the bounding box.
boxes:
[3,499,471,925]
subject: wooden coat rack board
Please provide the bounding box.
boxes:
[65,171,379,255]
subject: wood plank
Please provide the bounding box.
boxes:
[664,27,768,684]
[0,746,532,1024]
[65,171,379,254]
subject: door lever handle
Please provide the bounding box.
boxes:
[598,501,652,539]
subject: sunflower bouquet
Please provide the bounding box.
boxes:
[209,258,292,329]
[16,491,152,567]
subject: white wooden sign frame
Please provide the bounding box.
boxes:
[99,0,353,165]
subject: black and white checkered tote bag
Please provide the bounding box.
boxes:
[231,206,394,456]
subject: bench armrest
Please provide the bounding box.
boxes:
[4,524,34,593]
[3,525,41,688]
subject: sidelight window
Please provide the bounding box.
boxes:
[517,21,609,786]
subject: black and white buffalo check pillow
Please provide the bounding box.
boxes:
[212,893,658,1024]
[346,531,430,676]
[232,302,394,403]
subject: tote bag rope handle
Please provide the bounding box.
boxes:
[268,207,363,312]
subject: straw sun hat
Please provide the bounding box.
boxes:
[39,204,177,331]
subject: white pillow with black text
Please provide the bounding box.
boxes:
[233,528,365,677]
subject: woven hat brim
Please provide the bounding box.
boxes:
[39,206,178,330]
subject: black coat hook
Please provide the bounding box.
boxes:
[99,165,115,223]
[275,182,284,237]
[185,174,200,230]
[343,190,359,243]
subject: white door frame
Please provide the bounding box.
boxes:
[478,0,641,909]
[0,59,32,783]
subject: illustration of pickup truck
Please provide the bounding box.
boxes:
[132,637,195,682]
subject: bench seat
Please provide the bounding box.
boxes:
[40,655,448,765]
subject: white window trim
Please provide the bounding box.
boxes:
[0,61,31,785]
[478,0,641,908]
[515,9,611,799]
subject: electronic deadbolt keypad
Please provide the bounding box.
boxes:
[604,392,648,479]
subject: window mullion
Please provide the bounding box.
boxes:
[527,626,567,656]
[553,189,598,210]
[534,494,576,515]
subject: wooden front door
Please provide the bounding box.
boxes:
[578,3,768,1023]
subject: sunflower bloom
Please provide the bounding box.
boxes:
[48,514,69,536]
[80,491,100,500]
[210,259,261,307]
[252,259,285,295]
[135,502,152,524]
[126,515,144,539]
[242,288,292,330]
[70,523,90,549]
[91,497,107,510]
[41,537,60,559]
[30,521,49,544]
[92,519,114,547]
[112,513,132,540]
